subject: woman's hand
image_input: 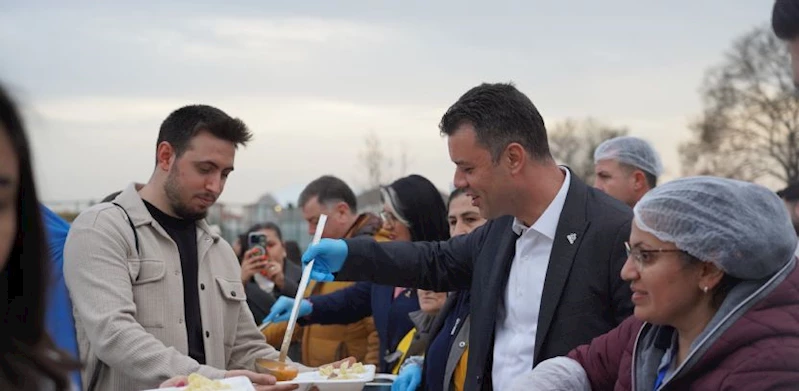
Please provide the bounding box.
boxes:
[241,247,269,283]
[263,259,285,290]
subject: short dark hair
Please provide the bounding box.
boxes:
[439,82,552,162]
[773,0,799,40]
[777,182,799,201]
[156,105,252,164]
[447,187,468,208]
[643,171,658,189]
[619,163,658,189]
[298,175,357,211]
[0,82,79,390]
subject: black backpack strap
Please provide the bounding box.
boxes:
[111,202,140,256]
[86,202,139,390]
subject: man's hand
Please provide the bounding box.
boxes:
[242,247,269,283]
[159,376,188,388]
[225,370,299,391]
[328,356,357,369]
[301,239,349,281]
[263,296,312,323]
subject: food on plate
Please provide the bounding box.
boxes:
[184,373,231,391]
[255,358,299,381]
[317,361,366,380]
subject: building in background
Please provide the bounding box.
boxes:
[43,185,446,253]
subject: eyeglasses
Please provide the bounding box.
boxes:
[624,242,686,269]
[380,211,398,228]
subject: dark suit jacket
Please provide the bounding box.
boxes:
[305,281,419,372]
[337,174,633,391]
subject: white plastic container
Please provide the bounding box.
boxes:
[144,375,256,391]
[276,364,377,391]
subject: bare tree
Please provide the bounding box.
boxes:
[680,26,799,185]
[358,131,387,188]
[548,117,629,182]
[358,132,414,189]
[396,141,409,178]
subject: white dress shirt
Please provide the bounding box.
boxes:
[492,168,571,391]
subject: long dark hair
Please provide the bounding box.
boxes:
[0,84,79,390]
[237,222,284,260]
[382,175,450,242]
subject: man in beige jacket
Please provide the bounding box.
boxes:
[64,105,304,391]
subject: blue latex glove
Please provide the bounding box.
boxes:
[392,363,422,391]
[263,296,312,323]
[301,238,349,282]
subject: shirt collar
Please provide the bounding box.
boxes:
[512,167,571,239]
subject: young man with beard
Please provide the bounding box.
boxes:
[64,105,303,391]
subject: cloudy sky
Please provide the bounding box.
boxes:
[0,0,770,206]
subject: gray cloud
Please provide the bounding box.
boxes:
[0,0,770,205]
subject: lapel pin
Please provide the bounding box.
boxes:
[567,233,577,244]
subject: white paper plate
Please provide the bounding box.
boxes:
[144,375,256,391]
[276,364,376,391]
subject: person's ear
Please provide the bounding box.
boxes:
[156,142,176,171]
[698,261,725,293]
[632,170,647,191]
[504,143,526,174]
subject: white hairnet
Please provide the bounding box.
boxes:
[594,136,663,177]
[633,177,798,280]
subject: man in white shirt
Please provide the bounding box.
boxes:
[301,83,634,391]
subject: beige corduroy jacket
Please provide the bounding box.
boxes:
[64,183,303,391]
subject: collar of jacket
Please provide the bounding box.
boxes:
[115,182,220,242]
[408,309,437,334]
[634,256,796,390]
[344,212,384,239]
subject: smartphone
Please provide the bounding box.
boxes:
[248,232,268,256]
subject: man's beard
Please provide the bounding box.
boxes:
[164,169,209,221]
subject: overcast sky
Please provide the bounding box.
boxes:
[0,0,770,206]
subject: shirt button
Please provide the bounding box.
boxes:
[231,291,237,297]
[174,270,180,276]
[205,331,210,338]
[179,318,184,324]
[200,283,205,290]
[458,341,466,348]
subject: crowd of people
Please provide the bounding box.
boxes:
[1,2,798,391]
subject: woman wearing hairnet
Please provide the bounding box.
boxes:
[513,176,799,390]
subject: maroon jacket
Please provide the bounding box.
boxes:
[568,262,799,390]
